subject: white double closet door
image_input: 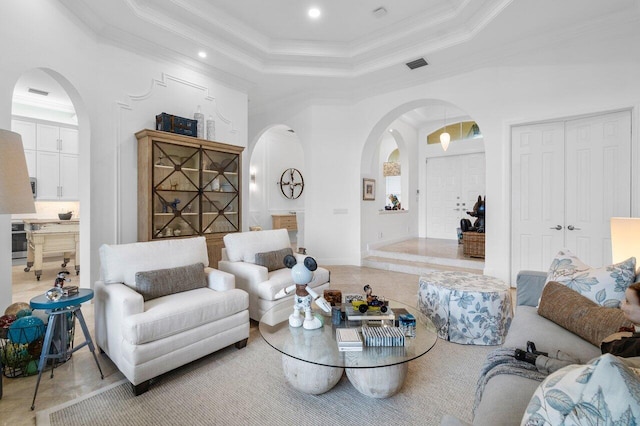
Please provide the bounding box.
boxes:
[511,110,631,283]
[426,153,486,240]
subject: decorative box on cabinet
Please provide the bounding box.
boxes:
[136,129,244,267]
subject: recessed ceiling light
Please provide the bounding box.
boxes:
[198,51,207,58]
[308,8,321,19]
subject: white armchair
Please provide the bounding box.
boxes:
[218,229,330,321]
[94,237,249,395]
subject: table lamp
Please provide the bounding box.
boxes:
[0,129,35,399]
[610,217,640,267]
[0,129,36,214]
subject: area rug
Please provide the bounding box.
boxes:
[36,326,492,426]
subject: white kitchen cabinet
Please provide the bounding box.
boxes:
[11,119,36,150]
[12,117,79,201]
[24,149,36,178]
[37,123,78,154]
[36,151,78,200]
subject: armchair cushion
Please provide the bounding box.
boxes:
[135,262,207,301]
[255,247,293,272]
[122,287,248,345]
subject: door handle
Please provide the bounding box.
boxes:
[549,225,562,230]
[567,225,581,231]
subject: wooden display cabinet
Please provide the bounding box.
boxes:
[136,129,244,267]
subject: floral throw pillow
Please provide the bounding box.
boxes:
[521,354,640,426]
[546,249,636,308]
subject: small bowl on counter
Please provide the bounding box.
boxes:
[58,212,73,220]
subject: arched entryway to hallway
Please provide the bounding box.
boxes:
[9,67,91,288]
[359,99,486,274]
[248,124,306,248]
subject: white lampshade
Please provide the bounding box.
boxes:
[440,132,451,151]
[610,217,640,265]
[0,129,36,214]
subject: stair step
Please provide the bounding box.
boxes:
[362,256,483,276]
[368,248,484,270]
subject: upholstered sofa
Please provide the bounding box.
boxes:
[442,268,640,425]
[218,229,330,321]
[95,237,250,395]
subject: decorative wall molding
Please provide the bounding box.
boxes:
[122,72,237,134]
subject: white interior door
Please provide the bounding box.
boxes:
[426,153,486,240]
[564,110,632,267]
[511,110,632,284]
[511,122,565,283]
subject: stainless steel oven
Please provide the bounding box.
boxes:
[11,222,27,260]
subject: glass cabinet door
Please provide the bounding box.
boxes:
[152,142,201,238]
[201,149,239,234]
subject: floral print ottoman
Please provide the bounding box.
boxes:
[418,271,513,345]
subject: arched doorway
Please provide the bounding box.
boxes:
[249,124,305,247]
[359,99,485,269]
[10,67,91,287]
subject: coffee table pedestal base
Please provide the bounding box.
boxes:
[282,355,344,394]
[346,363,408,398]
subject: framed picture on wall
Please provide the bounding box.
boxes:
[363,178,375,201]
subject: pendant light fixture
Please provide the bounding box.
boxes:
[440,108,450,151]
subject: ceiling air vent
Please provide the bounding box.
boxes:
[28,88,49,96]
[406,58,428,70]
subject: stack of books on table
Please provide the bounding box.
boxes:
[335,328,363,352]
[361,326,405,347]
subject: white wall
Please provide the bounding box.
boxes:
[250,29,640,283]
[0,2,248,312]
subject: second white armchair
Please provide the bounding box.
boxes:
[218,229,330,321]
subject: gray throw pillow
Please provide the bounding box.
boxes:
[135,262,207,301]
[255,248,293,272]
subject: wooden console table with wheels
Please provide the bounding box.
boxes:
[23,219,79,280]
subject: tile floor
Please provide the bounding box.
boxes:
[0,239,493,425]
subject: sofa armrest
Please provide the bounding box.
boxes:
[218,260,269,293]
[205,267,235,291]
[94,280,144,355]
[516,270,547,306]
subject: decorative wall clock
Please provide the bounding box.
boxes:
[279,168,304,199]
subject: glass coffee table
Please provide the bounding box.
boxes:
[259,299,437,398]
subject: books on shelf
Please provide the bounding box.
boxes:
[336,328,363,351]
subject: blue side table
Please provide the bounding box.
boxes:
[29,288,104,410]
